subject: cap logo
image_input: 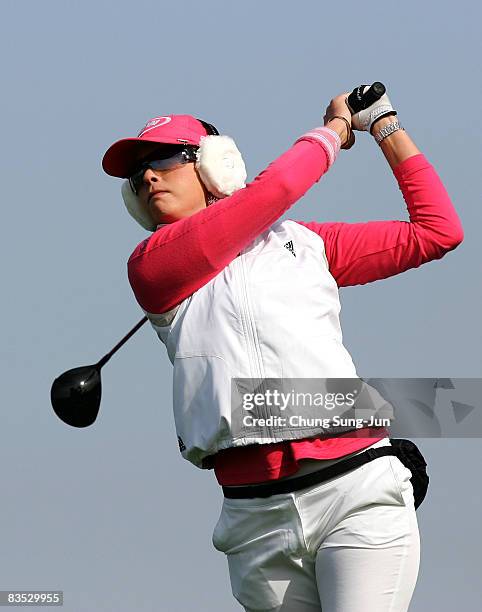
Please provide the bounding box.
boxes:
[138,116,172,137]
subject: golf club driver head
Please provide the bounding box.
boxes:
[51,365,102,427]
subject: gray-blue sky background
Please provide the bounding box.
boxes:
[1,0,480,610]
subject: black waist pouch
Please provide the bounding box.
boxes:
[390,438,429,510]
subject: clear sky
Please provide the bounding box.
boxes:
[1,0,480,610]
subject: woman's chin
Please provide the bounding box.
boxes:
[149,199,206,224]
[149,202,171,223]
[151,208,180,225]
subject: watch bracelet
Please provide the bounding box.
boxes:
[374,120,404,145]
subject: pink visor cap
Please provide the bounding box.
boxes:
[102,115,210,178]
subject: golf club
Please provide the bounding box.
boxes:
[51,82,386,428]
[51,316,147,427]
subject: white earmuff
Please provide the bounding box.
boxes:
[121,180,157,231]
[195,135,247,199]
[121,134,247,232]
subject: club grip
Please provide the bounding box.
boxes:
[347,82,386,114]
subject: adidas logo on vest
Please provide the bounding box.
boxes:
[284,240,296,257]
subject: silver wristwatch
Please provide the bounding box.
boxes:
[374,120,404,145]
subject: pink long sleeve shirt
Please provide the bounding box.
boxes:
[127,129,463,485]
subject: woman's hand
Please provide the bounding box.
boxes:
[323,92,355,150]
[349,85,397,133]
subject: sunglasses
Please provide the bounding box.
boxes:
[128,146,198,194]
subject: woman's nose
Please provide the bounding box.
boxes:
[143,167,159,185]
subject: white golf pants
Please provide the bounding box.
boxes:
[212,438,420,611]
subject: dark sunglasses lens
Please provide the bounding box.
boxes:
[149,154,184,171]
[129,147,197,193]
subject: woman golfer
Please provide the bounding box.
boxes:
[102,86,463,612]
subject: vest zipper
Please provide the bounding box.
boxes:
[235,253,272,427]
[235,254,265,379]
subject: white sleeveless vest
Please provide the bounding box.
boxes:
[144,220,390,468]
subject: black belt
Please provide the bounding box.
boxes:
[222,446,398,499]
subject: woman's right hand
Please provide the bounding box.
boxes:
[323,93,355,149]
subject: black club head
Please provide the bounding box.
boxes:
[51,365,102,427]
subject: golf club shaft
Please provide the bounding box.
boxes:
[96,316,148,368]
